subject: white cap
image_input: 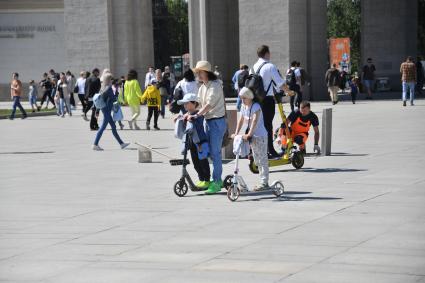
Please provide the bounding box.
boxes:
[177,93,199,105]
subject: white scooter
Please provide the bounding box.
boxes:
[224,140,285,202]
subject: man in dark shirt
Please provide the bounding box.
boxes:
[362,58,376,99]
[282,101,320,154]
[39,73,55,109]
[84,68,101,130]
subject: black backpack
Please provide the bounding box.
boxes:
[244,62,270,103]
[237,70,249,89]
[286,68,297,88]
[169,86,184,114]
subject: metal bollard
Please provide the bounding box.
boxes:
[321,108,332,156]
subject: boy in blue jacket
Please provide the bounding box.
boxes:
[177,93,211,189]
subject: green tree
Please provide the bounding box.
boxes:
[152,0,188,69]
[327,0,361,73]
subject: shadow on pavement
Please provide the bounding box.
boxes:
[271,167,367,174]
[331,152,369,157]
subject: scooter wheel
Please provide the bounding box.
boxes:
[223,175,233,191]
[248,158,259,174]
[227,185,240,202]
[272,181,285,197]
[291,151,304,169]
[174,180,188,197]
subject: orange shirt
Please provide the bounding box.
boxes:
[11,79,22,97]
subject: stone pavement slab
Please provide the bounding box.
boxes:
[0,99,424,282]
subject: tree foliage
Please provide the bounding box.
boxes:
[152,0,188,69]
[327,0,361,72]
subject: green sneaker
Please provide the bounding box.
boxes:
[205,181,221,194]
[196,181,210,189]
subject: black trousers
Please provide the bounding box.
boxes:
[78,94,87,111]
[261,96,278,156]
[40,90,54,106]
[90,107,99,130]
[70,93,75,107]
[290,85,302,111]
[189,141,211,182]
[83,100,94,114]
[147,106,159,126]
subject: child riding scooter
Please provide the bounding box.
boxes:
[173,93,211,196]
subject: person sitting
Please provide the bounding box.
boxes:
[277,101,320,155]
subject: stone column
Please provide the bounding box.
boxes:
[188,0,239,95]
[239,0,328,101]
[361,0,418,91]
[64,0,154,79]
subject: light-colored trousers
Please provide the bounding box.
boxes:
[251,136,269,185]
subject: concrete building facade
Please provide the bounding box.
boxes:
[0,0,419,101]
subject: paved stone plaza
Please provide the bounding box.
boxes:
[0,99,424,282]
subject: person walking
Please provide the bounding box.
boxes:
[362,58,376,99]
[141,78,161,130]
[188,60,227,194]
[251,45,287,158]
[232,64,249,111]
[124,69,143,130]
[416,56,424,96]
[144,66,155,89]
[156,69,169,118]
[9,73,27,120]
[66,71,76,109]
[76,71,87,116]
[112,78,125,130]
[163,66,176,95]
[92,72,130,151]
[400,56,417,107]
[28,80,40,112]
[39,73,55,109]
[286,61,302,111]
[84,68,101,130]
[325,64,341,105]
[57,72,72,117]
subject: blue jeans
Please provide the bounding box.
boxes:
[402,81,415,104]
[94,107,124,146]
[11,96,27,118]
[205,117,226,182]
[236,96,242,112]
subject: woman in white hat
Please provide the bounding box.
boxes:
[188,60,227,194]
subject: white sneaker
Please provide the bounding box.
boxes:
[120,142,130,149]
[92,145,104,151]
[128,121,133,130]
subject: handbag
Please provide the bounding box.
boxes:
[73,84,79,94]
[112,107,123,121]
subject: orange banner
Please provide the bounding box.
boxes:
[329,38,350,70]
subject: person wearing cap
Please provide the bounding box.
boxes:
[141,78,161,130]
[190,60,227,194]
[232,87,269,190]
[124,69,143,130]
[177,93,211,189]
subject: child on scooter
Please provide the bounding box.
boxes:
[177,93,211,189]
[232,87,269,191]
